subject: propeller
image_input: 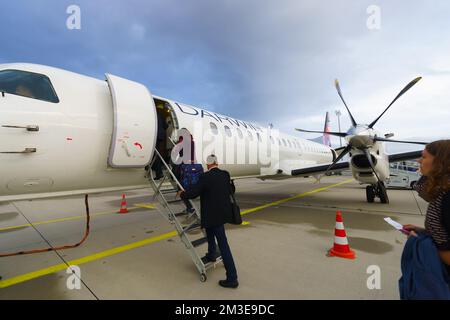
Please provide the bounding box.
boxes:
[295,128,347,137]
[363,148,381,182]
[368,77,422,128]
[324,144,352,175]
[297,77,425,145]
[373,136,428,145]
[295,77,426,174]
[335,79,357,127]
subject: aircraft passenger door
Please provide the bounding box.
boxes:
[105,74,158,168]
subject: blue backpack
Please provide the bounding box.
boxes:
[180,164,204,189]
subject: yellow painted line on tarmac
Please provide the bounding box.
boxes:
[240,179,353,216]
[0,231,177,289]
[0,179,353,289]
[0,204,156,232]
[241,221,250,226]
[133,203,156,209]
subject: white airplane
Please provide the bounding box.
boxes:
[0,63,425,204]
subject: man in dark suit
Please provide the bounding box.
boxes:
[178,154,238,288]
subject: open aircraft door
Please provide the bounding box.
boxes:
[106,74,157,168]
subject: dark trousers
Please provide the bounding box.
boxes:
[182,198,193,211]
[152,158,163,178]
[173,164,193,211]
[151,140,164,178]
[206,225,237,282]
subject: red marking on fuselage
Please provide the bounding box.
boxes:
[134,142,143,149]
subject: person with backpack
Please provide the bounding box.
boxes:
[178,154,238,288]
[172,134,201,214]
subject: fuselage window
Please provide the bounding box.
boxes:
[236,128,243,139]
[224,125,232,137]
[210,122,218,135]
[0,69,59,103]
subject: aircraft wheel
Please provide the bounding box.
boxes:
[366,186,375,203]
[378,182,389,204]
[200,273,207,282]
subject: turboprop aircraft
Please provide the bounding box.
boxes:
[295,78,427,203]
[0,63,425,204]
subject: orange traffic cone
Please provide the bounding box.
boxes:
[118,194,129,214]
[328,211,355,259]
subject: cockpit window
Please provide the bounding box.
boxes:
[0,69,59,103]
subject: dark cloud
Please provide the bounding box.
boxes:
[1,0,449,145]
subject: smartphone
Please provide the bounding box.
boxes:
[384,217,411,235]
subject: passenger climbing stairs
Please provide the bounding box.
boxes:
[146,148,222,282]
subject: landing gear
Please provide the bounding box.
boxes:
[366,186,375,203]
[366,182,389,204]
[377,182,389,204]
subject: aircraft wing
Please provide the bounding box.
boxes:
[290,150,422,177]
[387,150,422,163]
[291,161,350,177]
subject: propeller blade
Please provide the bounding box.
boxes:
[373,137,428,145]
[335,79,357,127]
[325,144,352,174]
[368,77,422,128]
[295,128,347,137]
[363,148,381,182]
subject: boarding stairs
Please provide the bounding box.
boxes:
[146,148,222,282]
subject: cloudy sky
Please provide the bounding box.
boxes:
[1,0,449,152]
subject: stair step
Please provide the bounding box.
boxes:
[191,237,208,247]
[201,255,222,266]
[183,223,201,233]
[160,188,177,194]
[167,198,183,204]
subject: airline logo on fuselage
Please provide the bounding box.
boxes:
[175,102,263,133]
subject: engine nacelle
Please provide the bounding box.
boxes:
[349,147,389,185]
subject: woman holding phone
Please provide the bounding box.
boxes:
[403,140,450,273]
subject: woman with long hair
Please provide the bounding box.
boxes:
[403,139,450,272]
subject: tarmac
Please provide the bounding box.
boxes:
[0,174,427,299]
